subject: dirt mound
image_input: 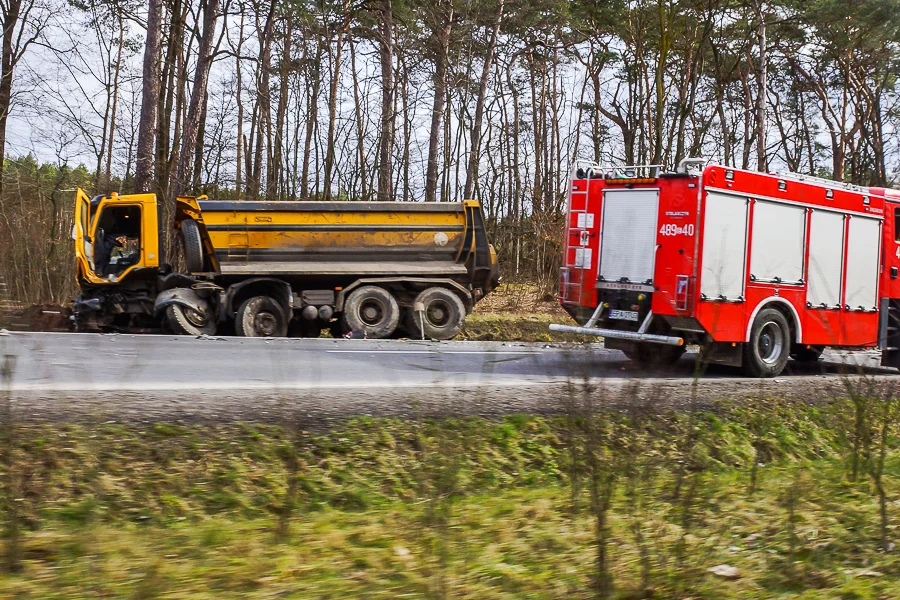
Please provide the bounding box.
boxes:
[5,304,73,332]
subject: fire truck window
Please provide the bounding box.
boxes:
[749,201,805,284]
[894,207,900,241]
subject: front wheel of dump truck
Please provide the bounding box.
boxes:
[236,295,288,337]
[166,304,216,336]
[181,219,205,273]
[404,287,466,340]
[742,308,791,377]
[341,286,399,339]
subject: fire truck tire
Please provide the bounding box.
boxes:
[743,308,791,377]
[624,343,686,368]
[405,287,466,340]
[341,286,400,339]
[790,345,824,363]
[236,295,288,337]
[181,219,205,273]
[165,304,216,336]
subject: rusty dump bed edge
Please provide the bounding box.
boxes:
[198,201,466,213]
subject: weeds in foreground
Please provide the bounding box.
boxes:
[0,387,897,597]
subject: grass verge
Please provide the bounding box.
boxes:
[1,393,899,598]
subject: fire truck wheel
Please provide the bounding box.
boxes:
[743,308,791,377]
[181,219,205,273]
[165,304,216,336]
[341,286,400,339]
[236,295,288,337]
[624,343,686,368]
[405,287,466,340]
[790,345,824,363]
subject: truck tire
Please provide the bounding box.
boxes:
[743,308,791,377]
[166,304,216,336]
[236,295,288,337]
[341,286,399,339]
[405,287,466,340]
[181,219,205,273]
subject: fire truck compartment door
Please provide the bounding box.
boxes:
[701,192,749,301]
[845,215,881,311]
[807,210,845,308]
[598,189,659,284]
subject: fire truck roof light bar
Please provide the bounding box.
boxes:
[548,323,685,346]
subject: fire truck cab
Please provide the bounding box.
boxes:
[551,159,900,377]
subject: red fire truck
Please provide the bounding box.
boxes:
[550,159,900,377]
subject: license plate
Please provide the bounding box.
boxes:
[609,309,639,322]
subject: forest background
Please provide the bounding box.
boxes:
[0,0,898,306]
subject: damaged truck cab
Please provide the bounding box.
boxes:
[73,189,500,339]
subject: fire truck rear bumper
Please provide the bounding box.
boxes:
[548,324,685,346]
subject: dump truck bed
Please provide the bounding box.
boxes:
[187,199,488,282]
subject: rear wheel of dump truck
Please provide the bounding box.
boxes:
[341,286,399,339]
[181,219,205,273]
[166,304,216,336]
[742,308,791,377]
[236,295,288,337]
[404,287,466,340]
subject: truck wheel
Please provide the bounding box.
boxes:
[166,304,216,336]
[405,287,466,340]
[791,345,824,363]
[341,286,399,339]
[181,219,205,273]
[236,295,288,337]
[743,308,791,377]
[624,343,685,368]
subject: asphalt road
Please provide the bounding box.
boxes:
[0,331,895,423]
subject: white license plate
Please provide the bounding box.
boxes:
[609,309,639,322]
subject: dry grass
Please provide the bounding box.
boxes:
[0,398,899,598]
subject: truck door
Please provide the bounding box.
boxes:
[883,202,900,300]
[880,202,900,367]
[73,189,96,280]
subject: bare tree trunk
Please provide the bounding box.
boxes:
[376,0,394,202]
[755,0,767,171]
[105,15,125,187]
[349,35,367,200]
[234,11,244,200]
[174,0,221,198]
[301,36,324,200]
[269,8,292,200]
[134,0,163,193]
[323,0,349,201]
[463,0,503,200]
[424,3,452,202]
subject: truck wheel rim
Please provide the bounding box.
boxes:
[254,311,278,336]
[758,321,784,365]
[185,308,206,327]
[359,299,385,326]
[426,300,450,327]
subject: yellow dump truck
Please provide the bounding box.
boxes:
[72,189,499,339]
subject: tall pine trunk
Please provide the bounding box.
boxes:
[134,0,163,193]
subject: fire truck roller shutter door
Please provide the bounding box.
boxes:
[700,192,748,300]
[598,189,659,284]
[845,216,881,311]
[749,201,806,284]
[807,210,845,308]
